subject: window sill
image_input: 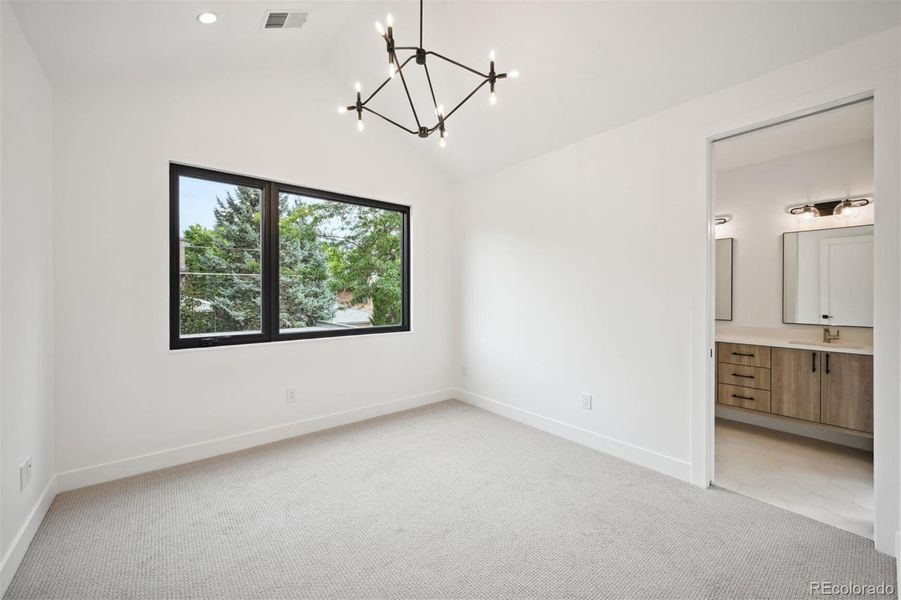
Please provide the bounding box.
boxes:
[168,328,414,354]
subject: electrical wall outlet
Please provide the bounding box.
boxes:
[286,389,297,403]
[581,393,593,410]
[19,457,32,491]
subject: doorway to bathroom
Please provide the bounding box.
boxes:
[709,98,876,538]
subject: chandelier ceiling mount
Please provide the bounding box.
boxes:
[338,0,518,147]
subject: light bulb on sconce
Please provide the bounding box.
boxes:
[833,197,870,219]
[797,205,819,222]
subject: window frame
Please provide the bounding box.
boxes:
[169,163,411,350]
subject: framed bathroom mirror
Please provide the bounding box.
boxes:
[783,225,873,327]
[715,238,733,321]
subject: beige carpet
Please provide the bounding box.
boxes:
[5,400,896,599]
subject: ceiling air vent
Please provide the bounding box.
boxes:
[262,10,308,30]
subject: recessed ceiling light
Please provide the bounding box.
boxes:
[197,12,218,25]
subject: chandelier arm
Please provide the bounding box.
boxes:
[362,106,420,135]
[423,62,440,113]
[363,53,417,105]
[426,51,489,79]
[393,50,422,129]
[429,79,490,132]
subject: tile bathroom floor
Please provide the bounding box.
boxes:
[714,418,873,539]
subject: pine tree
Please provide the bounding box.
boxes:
[181,187,264,335]
[278,195,336,329]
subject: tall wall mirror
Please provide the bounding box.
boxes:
[715,238,733,321]
[783,225,873,326]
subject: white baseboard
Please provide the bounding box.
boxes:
[455,389,692,481]
[0,476,57,597]
[56,388,455,493]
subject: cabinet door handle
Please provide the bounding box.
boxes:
[812,352,817,373]
[731,373,754,379]
[731,352,755,357]
[825,353,831,375]
[731,394,754,401]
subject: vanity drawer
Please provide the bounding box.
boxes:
[718,383,771,412]
[718,363,771,390]
[717,343,771,368]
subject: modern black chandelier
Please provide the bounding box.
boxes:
[337,0,518,147]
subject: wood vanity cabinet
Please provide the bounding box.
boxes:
[716,342,873,434]
[821,352,874,433]
[717,343,771,413]
[771,348,820,422]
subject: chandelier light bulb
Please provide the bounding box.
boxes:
[357,119,364,132]
[489,91,497,105]
[386,13,394,27]
[508,69,520,79]
[375,21,385,35]
[388,63,397,78]
[354,81,362,93]
[435,105,445,117]
[338,106,348,114]
[440,137,446,148]
[489,49,496,61]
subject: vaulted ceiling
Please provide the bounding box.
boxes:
[11,0,901,181]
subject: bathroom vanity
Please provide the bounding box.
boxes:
[716,339,873,434]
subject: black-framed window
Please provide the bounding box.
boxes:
[170,163,410,349]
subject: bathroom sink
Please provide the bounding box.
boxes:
[787,340,863,350]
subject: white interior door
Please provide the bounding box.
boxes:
[819,235,874,326]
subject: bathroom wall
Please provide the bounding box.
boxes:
[714,139,874,343]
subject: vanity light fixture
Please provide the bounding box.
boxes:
[337,0,518,147]
[788,196,871,222]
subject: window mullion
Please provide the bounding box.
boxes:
[264,181,280,342]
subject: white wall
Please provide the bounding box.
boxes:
[0,0,55,580]
[456,28,900,554]
[715,140,874,336]
[51,68,457,480]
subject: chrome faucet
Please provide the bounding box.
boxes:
[823,327,840,344]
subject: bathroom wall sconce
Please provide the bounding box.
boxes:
[714,215,731,226]
[788,197,871,222]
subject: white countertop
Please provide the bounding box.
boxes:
[715,332,873,355]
